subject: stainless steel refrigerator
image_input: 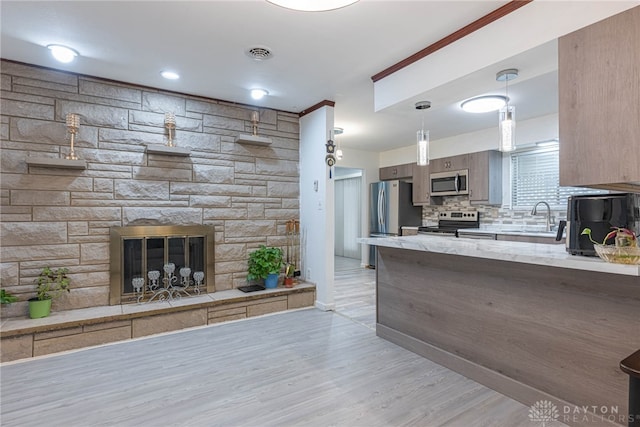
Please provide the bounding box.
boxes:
[368,180,422,267]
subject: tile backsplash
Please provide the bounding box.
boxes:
[421,196,566,228]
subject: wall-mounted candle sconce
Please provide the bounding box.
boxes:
[164,112,176,147]
[65,113,80,160]
[235,110,273,145]
[251,111,260,136]
[145,112,190,156]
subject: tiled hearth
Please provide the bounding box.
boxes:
[0,284,315,363]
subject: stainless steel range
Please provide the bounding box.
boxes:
[418,210,480,237]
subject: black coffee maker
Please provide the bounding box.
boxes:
[560,193,640,256]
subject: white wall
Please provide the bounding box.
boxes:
[373,2,637,111]
[299,106,335,311]
[379,113,559,166]
[334,147,380,266]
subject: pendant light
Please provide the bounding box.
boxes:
[415,101,431,166]
[496,69,518,152]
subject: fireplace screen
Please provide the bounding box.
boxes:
[110,225,215,305]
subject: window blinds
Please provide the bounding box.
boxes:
[510,144,604,209]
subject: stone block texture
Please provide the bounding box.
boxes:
[0,60,300,316]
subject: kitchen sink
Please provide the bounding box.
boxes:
[494,228,565,244]
[498,228,558,236]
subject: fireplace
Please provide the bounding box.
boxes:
[109,225,215,305]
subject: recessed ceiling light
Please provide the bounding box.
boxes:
[266,0,359,12]
[47,44,78,63]
[161,71,180,80]
[251,89,269,100]
[460,95,508,113]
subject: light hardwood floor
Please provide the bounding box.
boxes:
[0,260,567,427]
[333,256,376,330]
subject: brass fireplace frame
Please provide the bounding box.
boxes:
[109,225,215,305]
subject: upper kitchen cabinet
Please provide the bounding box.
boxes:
[469,150,502,205]
[559,6,640,191]
[379,163,413,181]
[429,154,469,174]
[412,163,430,206]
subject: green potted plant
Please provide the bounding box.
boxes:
[247,245,283,289]
[1,289,18,305]
[29,267,71,319]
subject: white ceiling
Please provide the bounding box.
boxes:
[0,1,624,153]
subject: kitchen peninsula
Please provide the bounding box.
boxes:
[361,234,640,426]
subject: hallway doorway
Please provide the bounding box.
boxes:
[334,168,362,260]
[333,167,375,328]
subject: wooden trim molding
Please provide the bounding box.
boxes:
[371,0,534,83]
[298,100,336,117]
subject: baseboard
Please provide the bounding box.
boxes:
[314,301,336,312]
[376,324,623,427]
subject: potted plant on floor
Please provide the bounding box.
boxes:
[247,245,283,289]
[29,267,71,319]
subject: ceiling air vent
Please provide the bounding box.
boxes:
[245,46,273,61]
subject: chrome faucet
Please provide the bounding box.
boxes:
[531,201,555,232]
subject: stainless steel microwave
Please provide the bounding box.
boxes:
[430,169,469,196]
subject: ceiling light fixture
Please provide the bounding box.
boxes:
[334,127,344,160]
[415,101,431,166]
[460,95,507,113]
[496,68,518,152]
[47,44,78,63]
[266,0,359,12]
[161,70,180,80]
[251,88,269,100]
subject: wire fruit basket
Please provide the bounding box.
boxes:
[593,244,640,265]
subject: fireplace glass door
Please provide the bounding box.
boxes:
[111,226,215,305]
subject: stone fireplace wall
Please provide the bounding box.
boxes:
[0,60,300,317]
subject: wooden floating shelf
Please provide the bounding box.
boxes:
[234,134,272,146]
[26,157,87,170]
[145,144,191,157]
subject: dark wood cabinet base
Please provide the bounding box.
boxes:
[376,246,640,427]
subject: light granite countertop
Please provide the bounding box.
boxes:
[456,226,561,238]
[360,235,640,276]
[402,225,561,238]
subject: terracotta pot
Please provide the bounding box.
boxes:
[284,277,294,288]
